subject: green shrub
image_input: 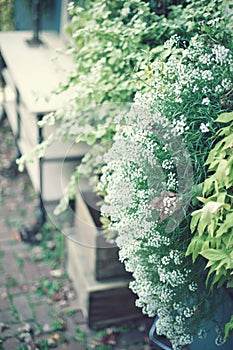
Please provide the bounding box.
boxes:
[0,0,14,31]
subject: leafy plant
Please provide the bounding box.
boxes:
[65,309,77,317]
[15,256,24,271]
[33,223,64,268]
[14,1,233,347]
[225,315,233,341]
[187,112,233,289]
[36,279,61,297]
[9,297,19,321]
[97,6,233,349]
[51,316,66,331]
[75,326,86,343]
[17,0,233,210]
[0,0,14,31]
[16,344,28,350]
[6,276,18,288]
[94,345,113,350]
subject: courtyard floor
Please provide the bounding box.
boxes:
[0,117,157,350]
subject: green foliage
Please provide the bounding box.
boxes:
[14,0,233,345]
[17,0,233,210]
[75,326,86,343]
[6,276,18,288]
[225,314,233,341]
[59,0,160,105]
[34,224,64,268]
[53,0,232,214]
[187,112,233,290]
[94,345,113,350]
[15,256,24,271]
[0,0,14,31]
[16,345,28,350]
[51,317,66,331]
[36,279,61,297]
[37,340,50,350]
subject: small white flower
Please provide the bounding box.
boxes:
[200,122,210,133]
[215,335,225,346]
[201,70,213,81]
[198,328,207,339]
[121,7,130,16]
[67,2,75,11]
[188,282,198,291]
[161,256,170,265]
[202,97,210,105]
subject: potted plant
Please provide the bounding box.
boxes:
[98,26,233,349]
[16,0,233,343]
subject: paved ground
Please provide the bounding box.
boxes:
[0,118,158,350]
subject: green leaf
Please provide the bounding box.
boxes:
[206,263,219,286]
[216,212,233,237]
[194,201,228,236]
[216,125,232,137]
[224,315,233,341]
[197,210,212,235]
[222,134,233,151]
[186,236,202,261]
[190,212,201,233]
[227,280,233,288]
[211,272,225,287]
[150,46,164,55]
[207,219,217,237]
[205,149,215,165]
[215,160,229,186]
[215,112,233,123]
[86,134,97,146]
[216,274,228,289]
[200,248,228,261]
[99,216,111,228]
[208,159,221,170]
[215,258,231,273]
[222,233,233,249]
[202,176,216,196]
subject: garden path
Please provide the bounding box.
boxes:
[0,118,156,350]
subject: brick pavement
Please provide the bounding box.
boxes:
[0,119,157,349]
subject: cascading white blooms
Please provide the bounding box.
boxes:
[98,105,210,349]
[98,35,233,349]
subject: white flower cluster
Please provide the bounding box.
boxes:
[172,115,189,136]
[151,36,233,120]
[200,122,210,133]
[99,103,211,349]
[98,35,233,349]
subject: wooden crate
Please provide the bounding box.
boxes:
[74,183,129,281]
[65,182,143,328]
[65,225,143,329]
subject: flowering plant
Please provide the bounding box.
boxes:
[17,0,231,189]
[98,33,233,349]
[15,1,233,346]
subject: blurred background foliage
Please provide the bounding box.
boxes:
[0,0,15,31]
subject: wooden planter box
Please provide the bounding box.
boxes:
[65,181,143,328]
[74,186,129,281]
